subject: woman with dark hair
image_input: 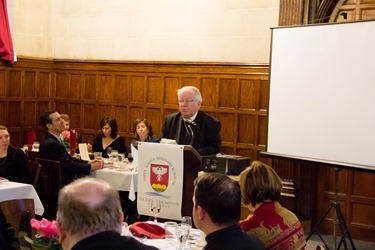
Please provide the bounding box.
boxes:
[92,118,126,158]
[0,125,31,184]
[132,118,157,143]
[239,161,306,250]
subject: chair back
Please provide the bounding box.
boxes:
[28,160,42,188]
[0,199,36,239]
[27,150,39,161]
[35,158,62,220]
[35,158,62,195]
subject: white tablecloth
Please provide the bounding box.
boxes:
[90,168,138,201]
[0,181,45,215]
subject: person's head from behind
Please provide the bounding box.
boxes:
[133,118,153,141]
[242,161,283,211]
[40,110,65,135]
[192,173,241,233]
[60,114,70,131]
[177,86,202,119]
[0,125,10,152]
[100,117,118,139]
[57,177,123,249]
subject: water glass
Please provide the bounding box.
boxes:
[94,152,102,160]
[176,223,189,249]
[164,221,177,240]
[32,141,40,151]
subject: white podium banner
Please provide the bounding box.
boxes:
[137,142,184,221]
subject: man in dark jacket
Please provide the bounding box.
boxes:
[57,177,157,250]
[39,110,103,185]
[159,86,221,156]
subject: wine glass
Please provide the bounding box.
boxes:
[127,152,134,171]
[150,199,161,223]
[127,152,134,163]
[107,147,113,158]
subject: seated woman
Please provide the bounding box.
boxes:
[0,125,31,184]
[131,118,157,145]
[240,161,306,250]
[92,117,126,158]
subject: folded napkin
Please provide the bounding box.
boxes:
[27,130,36,149]
[129,222,166,239]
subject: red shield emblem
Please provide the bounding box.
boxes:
[150,164,169,193]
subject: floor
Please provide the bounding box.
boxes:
[305,234,375,250]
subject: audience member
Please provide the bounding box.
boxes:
[56,177,157,250]
[39,110,103,185]
[132,118,157,143]
[60,113,87,151]
[240,161,306,250]
[193,173,264,250]
[92,117,126,158]
[0,125,31,184]
[0,208,20,250]
[60,114,71,131]
[159,86,221,156]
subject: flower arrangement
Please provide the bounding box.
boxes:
[25,218,62,250]
[61,130,71,149]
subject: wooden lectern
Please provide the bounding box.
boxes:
[133,143,202,219]
[181,145,202,217]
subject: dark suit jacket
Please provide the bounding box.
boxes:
[71,231,158,250]
[159,111,221,156]
[39,132,91,185]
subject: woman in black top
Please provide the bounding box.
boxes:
[0,125,31,184]
[92,118,126,158]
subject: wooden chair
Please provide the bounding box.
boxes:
[0,199,36,239]
[35,158,62,220]
[26,150,39,161]
[28,160,42,188]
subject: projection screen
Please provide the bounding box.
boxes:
[264,20,375,171]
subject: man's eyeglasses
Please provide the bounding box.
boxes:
[178,100,198,105]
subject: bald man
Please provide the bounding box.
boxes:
[56,177,157,250]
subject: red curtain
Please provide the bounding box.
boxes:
[0,0,15,64]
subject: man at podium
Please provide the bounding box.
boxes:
[159,86,221,156]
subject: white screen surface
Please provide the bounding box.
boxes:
[266,21,375,171]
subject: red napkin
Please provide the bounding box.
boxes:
[129,222,166,239]
[69,129,77,155]
[27,130,36,150]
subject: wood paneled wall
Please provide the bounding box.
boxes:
[0,58,269,162]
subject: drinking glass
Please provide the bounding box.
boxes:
[118,153,125,162]
[181,216,192,244]
[176,223,189,249]
[127,152,134,163]
[150,199,161,223]
[127,152,134,171]
[107,147,113,157]
[94,152,102,160]
[32,141,40,151]
[164,221,177,241]
[111,150,118,165]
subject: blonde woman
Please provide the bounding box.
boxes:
[240,161,306,250]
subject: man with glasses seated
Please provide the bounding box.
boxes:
[159,86,221,156]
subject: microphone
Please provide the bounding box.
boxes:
[186,119,196,126]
